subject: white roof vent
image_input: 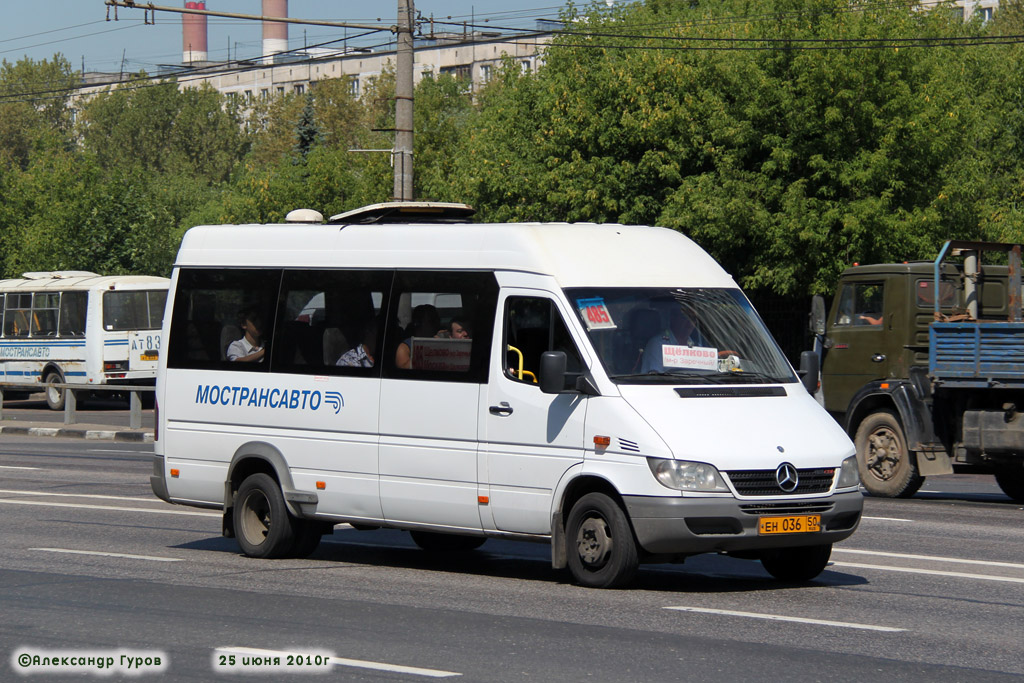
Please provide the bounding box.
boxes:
[328,201,476,225]
[285,209,325,224]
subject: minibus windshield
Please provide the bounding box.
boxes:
[566,287,796,384]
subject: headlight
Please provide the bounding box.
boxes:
[647,458,729,492]
[837,455,860,488]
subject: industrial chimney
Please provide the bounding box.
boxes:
[182,1,208,64]
[262,0,288,63]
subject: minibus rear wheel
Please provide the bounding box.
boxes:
[760,543,832,581]
[44,370,66,411]
[410,531,486,552]
[234,473,297,559]
[565,493,638,588]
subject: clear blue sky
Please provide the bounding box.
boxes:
[1,1,577,73]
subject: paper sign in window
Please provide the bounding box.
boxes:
[411,337,472,371]
[576,297,616,330]
[662,345,718,371]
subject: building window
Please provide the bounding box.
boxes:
[294,84,305,95]
[276,86,285,96]
[440,64,472,81]
[977,6,994,22]
[520,60,531,74]
[349,77,360,97]
[244,90,253,103]
[480,64,492,83]
[260,88,269,99]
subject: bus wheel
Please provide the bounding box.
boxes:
[234,473,297,559]
[761,543,832,581]
[854,410,924,498]
[409,531,486,552]
[44,370,66,411]
[994,462,1024,502]
[565,492,638,588]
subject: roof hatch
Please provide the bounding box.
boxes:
[327,201,476,225]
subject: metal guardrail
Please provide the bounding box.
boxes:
[0,382,154,429]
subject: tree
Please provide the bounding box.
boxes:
[0,56,78,169]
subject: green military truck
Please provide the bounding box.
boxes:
[811,240,1024,501]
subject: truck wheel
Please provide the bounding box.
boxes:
[409,531,486,551]
[854,410,924,498]
[994,463,1024,502]
[289,520,325,558]
[565,492,638,588]
[44,370,66,411]
[233,473,297,559]
[761,543,832,581]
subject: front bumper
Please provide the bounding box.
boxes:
[150,454,171,503]
[623,490,862,555]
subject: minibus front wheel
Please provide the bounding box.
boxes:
[234,473,298,559]
[565,493,638,588]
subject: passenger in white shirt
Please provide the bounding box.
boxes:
[227,311,265,362]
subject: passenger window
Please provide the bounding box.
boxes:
[31,293,59,337]
[916,279,957,309]
[504,297,583,388]
[272,270,391,375]
[834,282,885,327]
[58,292,87,338]
[4,293,32,338]
[167,269,281,371]
[383,271,498,382]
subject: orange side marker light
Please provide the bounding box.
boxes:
[478,496,489,505]
[594,435,611,448]
[316,481,326,490]
[169,468,179,478]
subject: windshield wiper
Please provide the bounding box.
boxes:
[610,371,728,384]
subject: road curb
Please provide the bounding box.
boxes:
[0,425,153,443]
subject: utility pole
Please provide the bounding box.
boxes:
[393,0,414,201]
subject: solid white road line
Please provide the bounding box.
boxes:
[861,516,914,522]
[0,498,219,517]
[0,465,39,470]
[833,548,1024,570]
[663,606,904,632]
[831,561,1024,584]
[31,548,182,562]
[0,488,154,502]
[215,647,462,678]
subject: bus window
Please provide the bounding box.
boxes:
[166,269,280,369]
[103,290,168,331]
[58,291,87,337]
[31,293,59,337]
[4,293,31,338]
[272,269,390,373]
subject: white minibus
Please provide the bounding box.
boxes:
[0,271,169,409]
[152,203,862,588]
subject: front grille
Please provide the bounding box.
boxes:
[725,467,835,496]
[739,502,835,515]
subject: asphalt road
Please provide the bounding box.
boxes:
[1,436,1022,682]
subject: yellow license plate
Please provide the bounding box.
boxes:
[758,515,821,535]
[141,352,158,361]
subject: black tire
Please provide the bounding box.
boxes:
[233,473,298,559]
[854,410,924,498]
[44,370,66,411]
[565,492,638,589]
[994,462,1024,502]
[290,520,325,558]
[409,531,486,552]
[761,543,833,581]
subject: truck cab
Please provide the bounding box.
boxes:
[818,242,1024,501]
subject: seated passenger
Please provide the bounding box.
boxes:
[448,318,471,339]
[395,304,442,369]
[641,307,699,373]
[336,320,377,368]
[227,310,266,362]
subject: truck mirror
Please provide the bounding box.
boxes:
[810,295,826,336]
[539,351,568,394]
[798,350,820,395]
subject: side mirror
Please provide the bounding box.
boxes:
[810,295,826,336]
[539,351,568,394]
[798,350,820,395]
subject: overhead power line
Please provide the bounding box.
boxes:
[103,1,391,33]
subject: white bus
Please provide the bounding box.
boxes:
[0,271,169,409]
[151,203,861,588]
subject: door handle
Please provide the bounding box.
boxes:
[489,402,513,416]
[872,354,886,363]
